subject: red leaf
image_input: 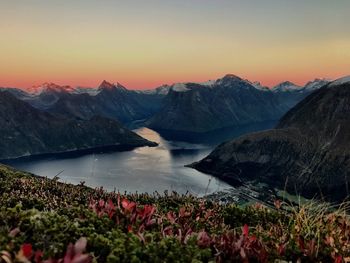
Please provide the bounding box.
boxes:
[122,199,129,209]
[243,224,249,237]
[298,236,305,251]
[64,243,75,263]
[21,243,33,258]
[197,231,211,248]
[34,250,43,263]
[122,199,136,212]
[179,207,186,217]
[278,244,285,256]
[334,256,343,263]
[107,199,116,218]
[98,199,105,208]
[71,254,91,263]
[167,211,176,224]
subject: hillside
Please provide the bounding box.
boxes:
[190,78,350,202]
[0,164,349,262]
[0,91,156,159]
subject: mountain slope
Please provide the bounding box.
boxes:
[41,81,164,126]
[0,91,156,159]
[190,77,350,202]
[146,75,322,133]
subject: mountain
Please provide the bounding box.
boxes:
[0,91,156,159]
[14,83,76,110]
[0,87,32,99]
[3,76,329,133]
[28,82,76,94]
[302,78,330,91]
[146,74,327,133]
[30,81,165,127]
[189,76,350,202]
[271,81,301,92]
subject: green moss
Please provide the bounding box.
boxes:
[0,164,349,262]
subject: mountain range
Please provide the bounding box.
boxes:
[146,75,328,133]
[0,91,156,159]
[2,75,330,134]
[189,76,350,202]
[0,74,331,159]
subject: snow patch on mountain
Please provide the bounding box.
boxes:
[272,81,301,92]
[28,83,76,94]
[329,76,350,87]
[199,80,216,87]
[303,79,330,91]
[171,83,190,92]
[248,81,270,91]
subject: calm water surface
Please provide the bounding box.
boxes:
[6,128,232,195]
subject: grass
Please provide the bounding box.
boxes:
[0,164,349,262]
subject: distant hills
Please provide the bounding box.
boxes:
[189,76,350,202]
[0,91,156,159]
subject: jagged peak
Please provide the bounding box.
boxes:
[99,80,115,89]
[98,80,128,91]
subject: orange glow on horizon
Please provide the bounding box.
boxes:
[0,70,348,91]
[1,1,349,90]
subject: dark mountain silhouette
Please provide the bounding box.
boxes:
[0,91,156,159]
[146,75,326,133]
[189,77,350,202]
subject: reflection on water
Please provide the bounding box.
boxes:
[5,128,232,196]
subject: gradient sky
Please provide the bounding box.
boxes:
[1,0,349,89]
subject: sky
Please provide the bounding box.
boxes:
[0,0,349,89]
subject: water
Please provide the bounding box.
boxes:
[5,128,232,196]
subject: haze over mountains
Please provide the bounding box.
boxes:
[190,76,350,202]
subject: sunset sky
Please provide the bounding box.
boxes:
[1,0,349,89]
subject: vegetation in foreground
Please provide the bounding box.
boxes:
[0,165,349,262]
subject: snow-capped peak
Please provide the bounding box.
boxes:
[303,78,330,91]
[272,81,301,92]
[28,82,76,94]
[329,75,350,87]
